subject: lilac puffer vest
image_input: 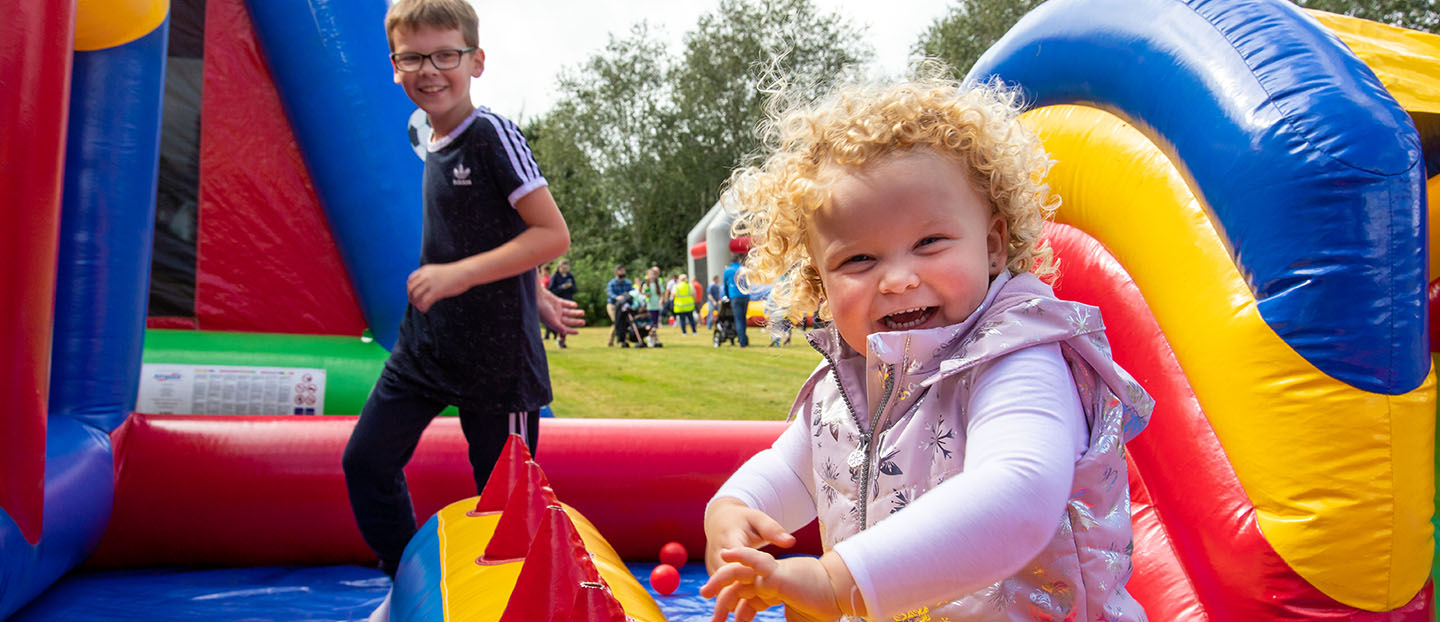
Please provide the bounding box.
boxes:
[797,272,1152,621]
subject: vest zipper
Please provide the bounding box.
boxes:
[820,356,897,532]
[812,331,898,531]
[858,364,896,529]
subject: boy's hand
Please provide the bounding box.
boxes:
[407,263,471,313]
[538,287,584,335]
[704,498,796,574]
[700,550,842,622]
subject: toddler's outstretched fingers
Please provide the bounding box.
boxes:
[750,514,797,549]
[736,600,758,622]
[710,583,753,622]
[735,594,782,622]
[700,559,762,598]
[719,547,781,574]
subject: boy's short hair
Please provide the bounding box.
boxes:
[384,0,480,51]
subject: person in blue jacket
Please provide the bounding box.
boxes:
[723,255,749,347]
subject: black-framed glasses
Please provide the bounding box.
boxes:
[390,47,476,72]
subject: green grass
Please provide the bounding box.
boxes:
[542,325,822,419]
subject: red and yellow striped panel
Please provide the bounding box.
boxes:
[1024,104,1435,611]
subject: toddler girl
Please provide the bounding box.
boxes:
[700,76,1153,622]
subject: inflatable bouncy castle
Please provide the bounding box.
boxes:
[970,3,1440,617]
[2,0,1439,620]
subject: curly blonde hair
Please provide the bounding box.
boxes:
[728,73,1059,325]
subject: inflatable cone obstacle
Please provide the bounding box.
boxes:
[570,581,631,620]
[379,429,664,620]
[479,459,559,563]
[497,505,628,622]
[469,433,534,516]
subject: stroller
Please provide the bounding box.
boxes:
[614,293,656,348]
[712,298,738,347]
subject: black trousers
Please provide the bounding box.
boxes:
[342,371,540,576]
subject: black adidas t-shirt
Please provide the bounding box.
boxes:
[384,107,551,412]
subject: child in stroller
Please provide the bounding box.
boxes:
[712,297,738,347]
[615,293,658,348]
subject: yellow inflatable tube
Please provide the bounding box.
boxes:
[1309,11,1440,116]
[75,0,169,51]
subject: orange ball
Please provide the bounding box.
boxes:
[659,541,688,568]
[650,563,680,596]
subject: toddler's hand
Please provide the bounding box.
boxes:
[703,498,796,574]
[700,549,841,622]
[407,263,469,313]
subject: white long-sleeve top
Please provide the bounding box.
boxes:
[712,343,1088,618]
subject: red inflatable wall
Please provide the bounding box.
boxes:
[0,0,76,546]
[89,416,819,567]
[194,0,366,336]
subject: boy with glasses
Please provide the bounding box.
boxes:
[342,1,580,619]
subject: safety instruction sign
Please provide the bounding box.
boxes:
[136,364,326,415]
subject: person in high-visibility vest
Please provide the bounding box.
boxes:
[672,272,697,335]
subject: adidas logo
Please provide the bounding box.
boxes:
[452,163,473,186]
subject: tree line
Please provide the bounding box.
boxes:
[523,0,1436,324]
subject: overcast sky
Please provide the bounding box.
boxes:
[467,0,956,121]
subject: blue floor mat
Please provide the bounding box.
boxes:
[12,563,782,621]
[11,565,389,622]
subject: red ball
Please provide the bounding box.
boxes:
[649,563,680,596]
[658,541,688,568]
